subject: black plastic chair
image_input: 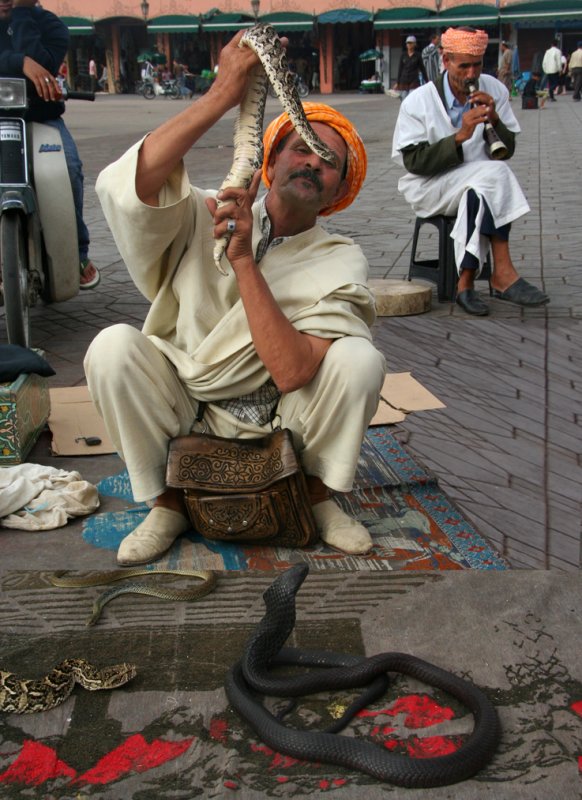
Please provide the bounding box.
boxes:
[408,215,491,302]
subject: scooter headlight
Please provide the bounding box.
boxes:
[0,78,27,110]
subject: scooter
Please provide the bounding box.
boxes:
[142,77,181,100]
[268,72,309,100]
[0,77,94,346]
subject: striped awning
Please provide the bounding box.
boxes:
[373,7,436,30]
[147,15,200,33]
[61,16,95,36]
[259,12,314,32]
[201,13,255,31]
[318,8,373,25]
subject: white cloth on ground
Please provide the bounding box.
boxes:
[0,463,99,530]
[392,74,529,273]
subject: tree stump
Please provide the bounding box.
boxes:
[369,279,432,317]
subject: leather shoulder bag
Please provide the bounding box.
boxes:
[166,428,318,547]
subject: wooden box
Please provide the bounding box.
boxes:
[0,370,51,465]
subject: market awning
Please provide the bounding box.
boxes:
[436,3,499,27]
[61,16,95,36]
[137,51,167,64]
[359,48,383,61]
[373,7,436,30]
[259,12,314,32]
[147,15,200,33]
[200,13,255,31]
[318,8,373,25]
[501,0,582,23]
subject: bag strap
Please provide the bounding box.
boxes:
[196,401,207,423]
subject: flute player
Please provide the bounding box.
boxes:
[392,26,549,316]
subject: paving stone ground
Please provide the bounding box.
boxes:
[1,91,581,570]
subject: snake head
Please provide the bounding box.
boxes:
[263,563,309,607]
[240,564,309,667]
[75,661,138,691]
[240,25,335,166]
[98,662,138,688]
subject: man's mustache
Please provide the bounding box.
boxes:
[289,168,323,192]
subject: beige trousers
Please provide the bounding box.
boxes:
[84,324,385,502]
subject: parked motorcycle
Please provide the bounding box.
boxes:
[268,72,309,100]
[141,77,181,100]
[0,77,94,346]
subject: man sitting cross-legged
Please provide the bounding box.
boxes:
[84,30,386,565]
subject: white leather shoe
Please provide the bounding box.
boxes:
[117,507,191,566]
[312,500,373,555]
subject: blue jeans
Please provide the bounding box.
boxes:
[44,117,90,262]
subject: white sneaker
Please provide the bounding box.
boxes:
[313,500,373,555]
[117,507,191,566]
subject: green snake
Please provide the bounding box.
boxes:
[49,568,217,626]
[1,658,136,714]
[213,23,334,273]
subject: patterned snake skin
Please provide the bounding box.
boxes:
[50,568,218,627]
[0,658,136,714]
[213,24,335,273]
[225,564,501,788]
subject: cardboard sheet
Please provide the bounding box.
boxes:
[48,386,115,456]
[48,375,443,452]
[370,372,445,426]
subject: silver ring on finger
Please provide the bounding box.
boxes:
[226,219,236,233]
[44,77,51,84]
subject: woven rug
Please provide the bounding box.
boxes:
[82,427,507,571]
[0,571,580,799]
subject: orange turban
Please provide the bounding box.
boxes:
[262,102,367,216]
[441,27,489,56]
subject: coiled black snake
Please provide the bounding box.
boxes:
[225,564,501,788]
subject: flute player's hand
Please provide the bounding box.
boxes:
[468,88,499,125]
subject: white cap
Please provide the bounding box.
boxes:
[406,35,417,43]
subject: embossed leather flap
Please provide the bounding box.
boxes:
[186,493,275,537]
[166,429,301,493]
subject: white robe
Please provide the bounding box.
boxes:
[95,138,377,403]
[392,75,530,272]
[91,139,385,497]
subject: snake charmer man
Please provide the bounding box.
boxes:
[392,26,549,316]
[84,30,385,566]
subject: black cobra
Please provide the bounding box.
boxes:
[225,564,501,788]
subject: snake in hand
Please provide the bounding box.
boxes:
[225,564,501,788]
[213,23,335,273]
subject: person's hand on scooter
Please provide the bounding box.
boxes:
[22,56,62,101]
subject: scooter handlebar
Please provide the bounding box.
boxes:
[62,90,96,101]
